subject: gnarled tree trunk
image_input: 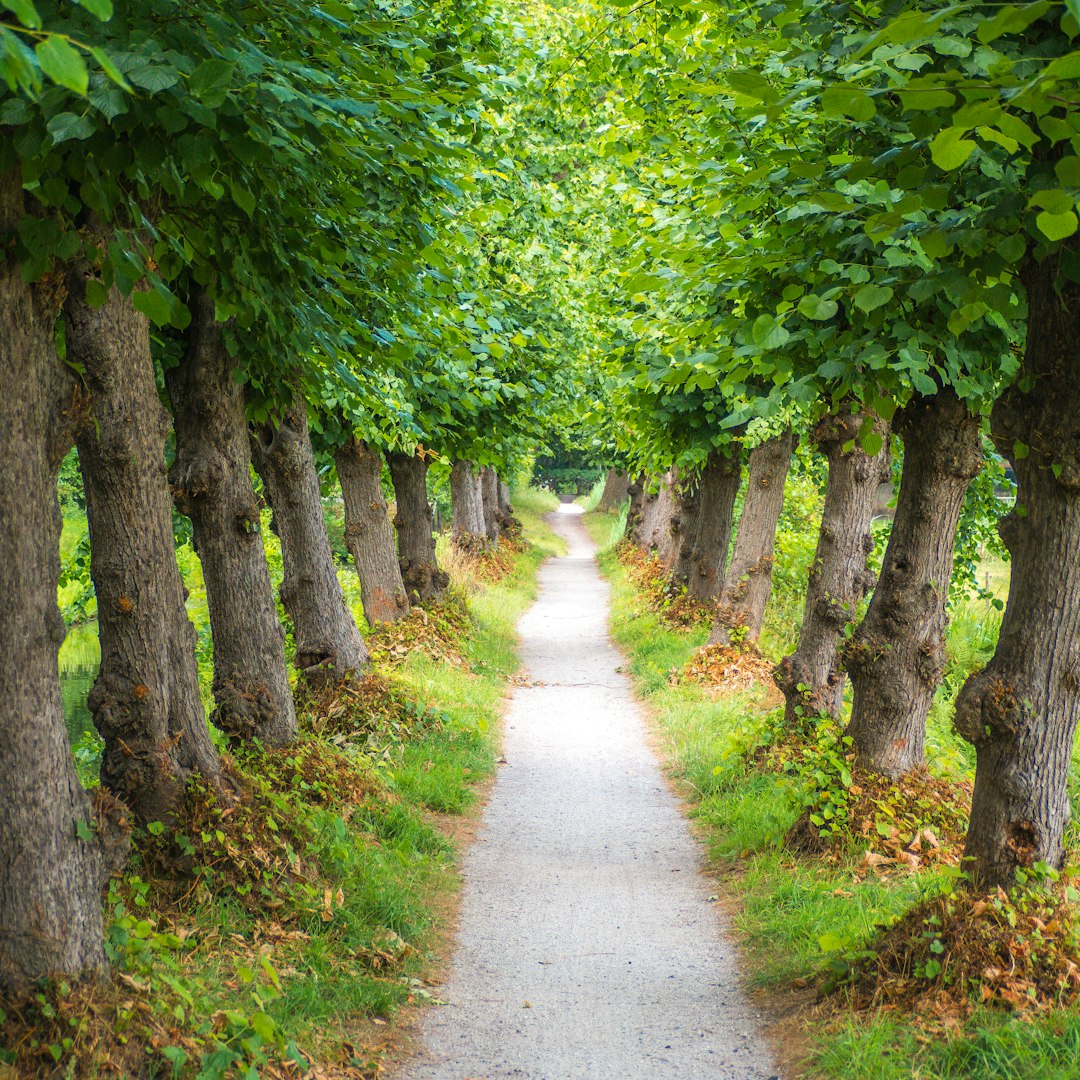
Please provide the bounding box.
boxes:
[334,436,409,625]
[450,459,487,546]
[776,411,890,724]
[0,166,117,993]
[670,448,742,603]
[626,474,648,545]
[65,270,221,821]
[251,398,367,684]
[388,451,448,604]
[711,430,796,645]
[480,465,501,544]
[598,468,630,511]
[166,292,296,745]
[954,250,1080,888]
[845,392,982,777]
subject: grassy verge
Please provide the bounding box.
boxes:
[582,507,1080,1080]
[2,490,561,1080]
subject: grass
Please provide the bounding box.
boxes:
[4,489,562,1079]
[582,504,1080,1080]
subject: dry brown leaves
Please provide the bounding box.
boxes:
[849,879,1080,1023]
[789,767,972,876]
[677,642,782,706]
[367,597,472,670]
[614,541,713,629]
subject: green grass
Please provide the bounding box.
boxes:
[584,509,1080,1080]
[10,491,560,1079]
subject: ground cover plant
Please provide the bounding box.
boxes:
[584,498,1080,1078]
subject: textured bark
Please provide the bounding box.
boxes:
[625,474,648,544]
[166,293,296,744]
[334,437,409,624]
[65,272,221,821]
[0,166,113,992]
[450,459,487,546]
[670,448,743,603]
[388,451,449,604]
[844,392,983,778]
[598,469,630,511]
[776,411,890,724]
[954,249,1080,888]
[710,431,796,645]
[251,398,367,684]
[480,466,501,544]
[497,479,513,517]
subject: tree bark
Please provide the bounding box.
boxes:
[166,292,296,745]
[776,411,890,724]
[954,249,1080,888]
[710,430,796,645]
[670,449,742,603]
[64,271,221,821]
[251,398,368,684]
[598,469,630,511]
[497,478,513,518]
[626,474,648,545]
[0,166,113,992]
[480,465,501,544]
[450,459,487,546]
[334,437,409,625]
[844,392,982,777]
[388,451,449,604]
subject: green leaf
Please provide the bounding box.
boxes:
[36,36,89,95]
[128,63,179,93]
[860,430,884,457]
[189,58,234,106]
[930,128,977,171]
[1,0,41,29]
[89,46,130,90]
[751,314,790,350]
[820,86,876,122]
[132,287,174,326]
[798,294,838,321]
[852,284,894,313]
[46,111,95,142]
[73,0,112,19]
[1036,210,1079,242]
[818,933,846,953]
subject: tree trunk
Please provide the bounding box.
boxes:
[954,250,1080,888]
[498,479,513,517]
[480,465,501,544]
[844,392,982,777]
[334,437,409,625]
[776,411,890,724]
[598,469,630,511]
[251,398,368,684]
[65,271,221,821]
[388,451,449,604]
[626,474,648,544]
[450,459,487,546]
[0,166,117,994]
[670,448,743,603]
[166,292,296,745]
[710,430,796,645]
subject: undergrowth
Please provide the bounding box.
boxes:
[1,489,561,1080]
[583,504,1080,1080]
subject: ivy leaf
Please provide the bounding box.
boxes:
[853,284,894,313]
[930,128,977,171]
[36,36,89,95]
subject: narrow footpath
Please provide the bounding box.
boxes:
[405,506,778,1079]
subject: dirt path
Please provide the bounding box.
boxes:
[405,506,779,1079]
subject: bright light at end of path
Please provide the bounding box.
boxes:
[557,503,585,516]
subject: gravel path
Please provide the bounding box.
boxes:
[405,506,779,1080]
